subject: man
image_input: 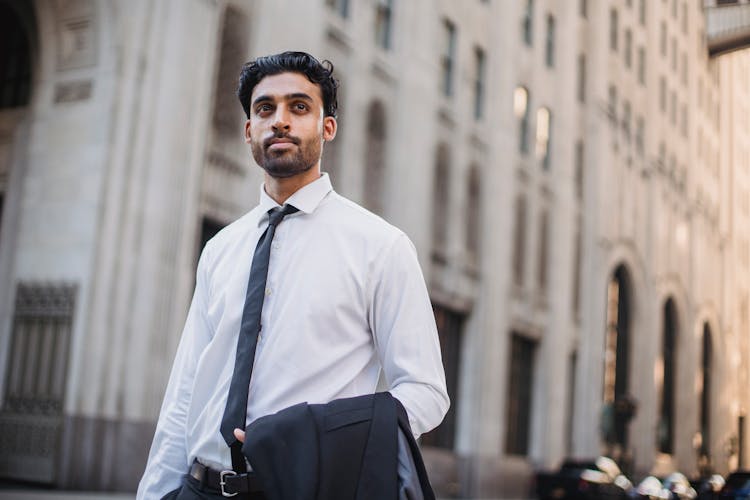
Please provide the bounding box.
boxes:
[138,51,448,499]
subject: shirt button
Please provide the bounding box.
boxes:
[265,288,272,296]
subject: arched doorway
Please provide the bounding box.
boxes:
[698,322,713,474]
[602,265,636,460]
[658,298,678,454]
[0,0,35,235]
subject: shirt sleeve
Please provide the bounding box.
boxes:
[136,246,214,499]
[369,232,450,437]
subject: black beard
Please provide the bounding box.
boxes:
[259,153,316,178]
[251,134,321,178]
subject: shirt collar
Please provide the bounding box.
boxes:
[257,173,333,226]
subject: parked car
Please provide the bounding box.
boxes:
[720,471,750,499]
[631,473,697,500]
[535,456,632,500]
[630,475,671,499]
[692,474,725,500]
[662,473,698,500]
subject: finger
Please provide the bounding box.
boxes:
[233,428,245,443]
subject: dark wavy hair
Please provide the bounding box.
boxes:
[237,51,339,119]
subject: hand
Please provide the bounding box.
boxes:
[233,428,246,443]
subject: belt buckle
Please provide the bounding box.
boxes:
[219,470,238,497]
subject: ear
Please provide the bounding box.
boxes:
[323,116,337,142]
[244,119,252,144]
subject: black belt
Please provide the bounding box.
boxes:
[190,459,264,498]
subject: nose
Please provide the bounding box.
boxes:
[271,107,291,133]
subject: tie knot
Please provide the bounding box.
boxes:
[267,204,298,227]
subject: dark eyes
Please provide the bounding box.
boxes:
[254,102,310,115]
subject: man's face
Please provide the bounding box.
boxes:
[245,72,336,178]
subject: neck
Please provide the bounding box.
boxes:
[264,165,322,205]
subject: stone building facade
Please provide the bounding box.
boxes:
[0,0,748,497]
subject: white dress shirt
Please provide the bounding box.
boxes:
[137,173,449,499]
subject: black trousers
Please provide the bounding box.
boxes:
[161,474,267,500]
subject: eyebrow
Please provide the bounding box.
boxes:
[252,92,315,107]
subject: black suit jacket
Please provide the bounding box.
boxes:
[241,392,435,500]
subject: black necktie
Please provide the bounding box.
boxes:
[220,204,298,470]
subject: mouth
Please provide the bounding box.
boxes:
[265,136,300,151]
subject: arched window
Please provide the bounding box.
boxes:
[699,323,713,468]
[363,100,386,215]
[431,143,450,254]
[512,195,527,286]
[213,6,248,135]
[514,86,530,154]
[536,106,552,169]
[537,209,549,292]
[466,164,481,259]
[658,298,678,454]
[603,265,633,452]
[0,3,33,109]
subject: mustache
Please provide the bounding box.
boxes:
[263,133,301,149]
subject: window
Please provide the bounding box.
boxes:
[505,333,536,455]
[545,14,555,67]
[575,140,584,199]
[432,144,450,253]
[671,37,677,71]
[441,20,456,97]
[0,3,32,109]
[523,0,534,46]
[636,116,644,156]
[466,165,481,258]
[610,9,618,51]
[473,47,486,120]
[512,195,527,286]
[681,52,689,86]
[637,47,646,85]
[537,210,549,292]
[660,22,667,57]
[514,86,531,154]
[681,1,688,34]
[681,103,688,137]
[659,299,678,454]
[577,54,586,102]
[659,77,666,112]
[639,0,646,25]
[421,305,465,449]
[659,141,666,167]
[566,352,578,453]
[622,100,631,142]
[213,7,248,134]
[536,107,552,169]
[608,85,618,122]
[326,0,350,18]
[363,100,387,215]
[572,222,583,317]
[624,29,632,68]
[670,90,677,125]
[374,0,393,49]
[580,0,587,18]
